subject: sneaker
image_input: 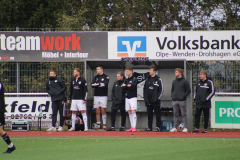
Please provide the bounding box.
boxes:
[145,127,152,131]
[126,128,133,132]
[169,127,177,132]
[182,128,188,132]
[119,127,125,131]
[107,127,115,131]
[68,127,75,131]
[94,125,100,130]
[46,126,56,131]
[156,127,160,132]
[3,145,16,154]
[192,128,200,133]
[132,127,136,132]
[202,129,207,133]
[57,126,63,131]
[103,125,107,130]
[84,127,88,131]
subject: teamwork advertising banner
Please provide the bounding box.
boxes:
[108,31,240,61]
[0,32,108,61]
[211,97,240,129]
[4,97,57,128]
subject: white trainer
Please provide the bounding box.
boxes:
[182,128,188,132]
[57,126,63,131]
[84,127,88,131]
[46,126,56,131]
[68,127,75,131]
[169,127,177,132]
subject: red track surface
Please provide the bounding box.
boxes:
[7,131,240,138]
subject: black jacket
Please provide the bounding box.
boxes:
[68,77,88,101]
[122,75,138,99]
[171,76,191,101]
[46,77,67,102]
[111,77,125,109]
[194,78,215,108]
[0,81,6,112]
[143,75,163,105]
[91,73,109,96]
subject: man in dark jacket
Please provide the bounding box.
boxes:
[107,71,126,131]
[143,66,163,132]
[170,68,191,132]
[46,70,67,131]
[0,80,16,153]
[193,70,215,133]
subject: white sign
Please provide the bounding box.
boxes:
[108,31,240,61]
[5,97,58,128]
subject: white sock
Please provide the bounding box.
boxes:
[8,142,13,148]
[128,112,133,127]
[102,114,107,125]
[132,111,137,128]
[72,113,76,128]
[82,112,88,128]
[97,121,101,126]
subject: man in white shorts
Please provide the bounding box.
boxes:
[68,68,88,131]
[122,67,138,132]
[91,65,109,130]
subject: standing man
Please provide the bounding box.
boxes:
[91,65,109,130]
[122,67,138,132]
[107,71,126,131]
[68,68,88,131]
[143,66,163,132]
[0,80,16,153]
[170,68,191,132]
[193,70,215,133]
[46,70,67,131]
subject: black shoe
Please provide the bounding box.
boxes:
[145,127,152,131]
[3,145,16,154]
[107,127,115,131]
[201,129,207,133]
[119,127,125,131]
[155,127,160,132]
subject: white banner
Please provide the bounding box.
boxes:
[5,97,57,128]
[108,31,240,61]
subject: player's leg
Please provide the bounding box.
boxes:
[57,101,64,131]
[146,105,153,131]
[193,108,202,133]
[126,98,133,131]
[100,97,107,130]
[69,100,78,131]
[179,101,188,132]
[202,108,210,133]
[107,108,117,131]
[170,101,179,132]
[120,109,126,131]
[154,102,161,132]
[47,101,57,131]
[79,100,88,131]
[130,98,137,132]
[94,96,101,129]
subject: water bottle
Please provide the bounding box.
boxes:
[137,101,141,111]
[39,105,43,116]
[169,122,172,130]
[167,122,170,131]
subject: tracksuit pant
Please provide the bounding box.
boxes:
[194,108,210,129]
[52,100,65,127]
[147,101,161,129]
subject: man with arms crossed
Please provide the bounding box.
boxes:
[122,67,138,132]
[0,80,16,153]
[143,66,163,132]
[193,70,214,133]
[91,65,109,130]
[46,70,67,131]
[68,68,88,131]
[170,68,191,132]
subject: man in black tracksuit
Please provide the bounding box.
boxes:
[107,71,126,131]
[0,80,16,153]
[46,70,67,131]
[193,70,215,133]
[143,66,163,132]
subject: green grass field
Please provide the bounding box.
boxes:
[1,137,240,160]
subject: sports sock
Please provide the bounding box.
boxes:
[2,133,13,148]
[102,114,107,125]
[97,121,101,126]
[82,112,88,128]
[128,112,133,127]
[72,113,76,128]
[132,111,137,128]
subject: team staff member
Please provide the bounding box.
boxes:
[91,65,109,130]
[193,70,215,133]
[0,80,16,153]
[107,71,126,131]
[170,68,191,132]
[68,68,88,131]
[122,67,138,132]
[46,70,67,131]
[143,66,163,132]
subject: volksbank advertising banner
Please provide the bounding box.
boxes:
[0,32,108,61]
[211,97,240,129]
[4,97,57,128]
[108,31,240,61]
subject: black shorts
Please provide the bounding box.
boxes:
[0,112,5,126]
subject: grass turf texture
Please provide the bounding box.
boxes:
[1,137,240,160]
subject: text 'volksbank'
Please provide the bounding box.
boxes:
[0,34,81,51]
